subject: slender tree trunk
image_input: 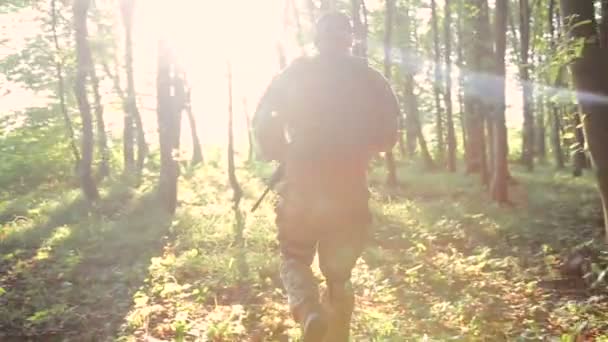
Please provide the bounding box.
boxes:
[89,63,109,179]
[536,88,547,161]
[444,0,456,172]
[243,98,254,162]
[560,0,608,241]
[431,0,444,163]
[492,0,509,203]
[457,0,467,160]
[463,0,488,181]
[51,0,80,166]
[520,0,535,171]
[404,7,434,168]
[352,0,368,61]
[478,0,492,186]
[572,111,587,177]
[486,116,495,177]
[185,87,203,165]
[384,0,398,186]
[551,107,565,169]
[157,40,180,214]
[548,0,564,170]
[102,57,136,174]
[534,38,545,164]
[121,0,147,176]
[227,62,243,206]
[73,0,99,201]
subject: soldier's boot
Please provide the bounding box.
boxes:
[280,259,328,341]
[321,281,355,342]
[294,301,328,342]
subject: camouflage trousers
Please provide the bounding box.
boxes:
[275,186,371,341]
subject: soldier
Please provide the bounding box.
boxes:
[252,11,399,342]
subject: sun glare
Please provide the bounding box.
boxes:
[128,0,289,150]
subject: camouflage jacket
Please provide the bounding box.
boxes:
[253,54,399,192]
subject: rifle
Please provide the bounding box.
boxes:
[251,163,285,212]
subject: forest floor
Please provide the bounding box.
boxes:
[1,157,608,341]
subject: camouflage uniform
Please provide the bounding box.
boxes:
[253,28,399,342]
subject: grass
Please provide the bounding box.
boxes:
[1,159,608,341]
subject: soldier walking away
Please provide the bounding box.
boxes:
[252,11,399,342]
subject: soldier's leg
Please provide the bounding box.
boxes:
[276,199,327,340]
[317,222,368,342]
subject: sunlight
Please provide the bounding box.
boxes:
[131,0,288,150]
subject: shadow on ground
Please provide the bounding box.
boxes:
[0,189,174,341]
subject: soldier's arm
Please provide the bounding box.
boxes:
[252,72,289,161]
[368,69,400,153]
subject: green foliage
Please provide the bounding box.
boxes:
[0,107,76,195]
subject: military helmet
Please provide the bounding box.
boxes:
[314,12,353,52]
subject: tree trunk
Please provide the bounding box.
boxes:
[520,0,535,171]
[463,0,489,183]
[491,0,509,203]
[444,0,456,172]
[73,0,99,201]
[52,0,80,166]
[551,107,565,169]
[89,62,110,179]
[560,0,608,241]
[457,0,467,161]
[536,86,547,161]
[185,87,203,165]
[243,98,254,162]
[384,0,398,186]
[572,111,587,177]
[403,4,434,169]
[352,0,368,61]
[548,0,564,170]
[157,40,180,214]
[431,0,444,163]
[121,0,147,176]
[227,62,243,206]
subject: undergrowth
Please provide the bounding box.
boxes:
[1,159,607,341]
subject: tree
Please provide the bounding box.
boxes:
[185,84,203,166]
[227,62,242,206]
[456,0,467,156]
[384,0,398,186]
[462,0,489,185]
[89,55,109,179]
[156,40,181,214]
[536,81,547,161]
[572,111,588,177]
[430,0,444,163]
[519,0,535,171]
[444,0,456,172]
[51,0,80,166]
[560,0,608,241]
[399,2,435,169]
[548,0,564,169]
[243,98,254,162]
[351,0,368,60]
[491,0,509,203]
[73,0,99,201]
[120,0,147,176]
